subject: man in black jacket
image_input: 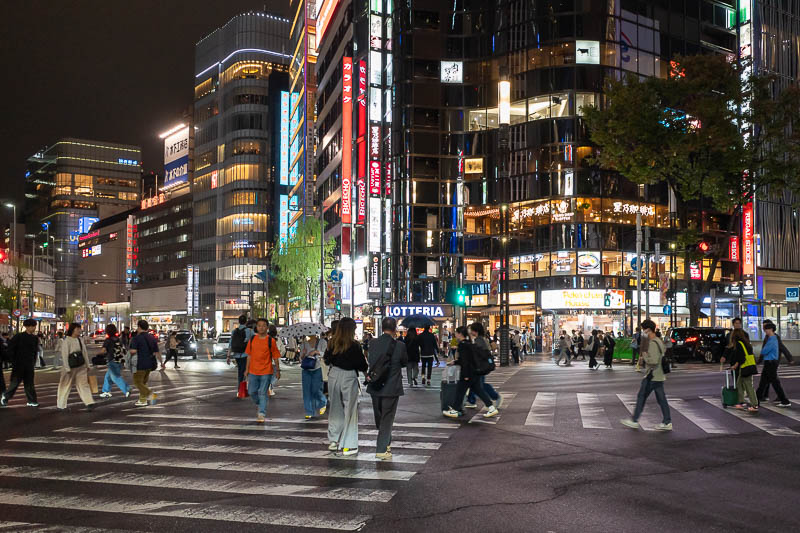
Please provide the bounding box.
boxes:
[417,325,438,386]
[1,319,40,407]
[367,317,407,460]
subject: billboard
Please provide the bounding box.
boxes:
[742,203,754,276]
[163,126,190,190]
[279,91,289,186]
[540,289,625,310]
[78,216,99,235]
[279,194,289,248]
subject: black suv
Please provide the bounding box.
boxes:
[665,327,729,363]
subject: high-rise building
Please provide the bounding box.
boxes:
[25,138,142,313]
[193,12,290,332]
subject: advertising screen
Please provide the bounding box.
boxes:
[163,126,190,190]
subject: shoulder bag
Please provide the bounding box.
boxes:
[365,339,396,390]
[739,341,758,377]
[301,339,319,370]
[68,338,86,369]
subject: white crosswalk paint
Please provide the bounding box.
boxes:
[760,403,800,422]
[3,383,217,410]
[0,521,138,532]
[120,386,232,411]
[125,412,460,430]
[617,393,664,431]
[0,450,416,481]
[669,398,731,434]
[9,436,431,464]
[525,392,556,427]
[0,488,371,531]
[469,392,516,425]
[576,393,612,429]
[94,420,452,440]
[701,397,800,437]
[0,465,396,502]
[57,426,441,450]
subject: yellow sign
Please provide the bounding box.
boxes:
[509,291,536,305]
[464,158,483,174]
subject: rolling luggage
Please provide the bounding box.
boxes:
[722,370,738,408]
[440,365,461,412]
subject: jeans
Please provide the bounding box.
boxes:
[133,370,153,398]
[248,373,275,416]
[4,360,37,403]
[455,378,493,412]
[632,377,671,424]
[327,367,360,450]
[420,357,434,381]
[234,356,248,384]
[406,362,419,384]
[302,368,327,416]
[756,360,789,404]
[467,375,499,404]
[102,361,129,394]
[370,395,399,453]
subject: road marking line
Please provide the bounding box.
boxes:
[4,383,216,410]
[120,386,231,411]
[760,403,800,423]
[0,465,395,502]
[56,426,441,450]
[669,398,731,434]
[9,436,431,464]
[524,392,556,427]
[124,413,460,430]
[468,393,516,425]
[94,420,452,440]
[0,450,415,481]
[701,397,800,436]
[0,488,370,531]
[0,521,140,532]
[617,393,663,431]
[576,393,612,429]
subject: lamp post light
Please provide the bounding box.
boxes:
[4,203,15,258]
[498,66,511,366]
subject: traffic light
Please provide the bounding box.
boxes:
[42,241,48,248]
[455,287,468,306]
[0,249,6,262]
[697,241,710,253]
[335,299,341,311]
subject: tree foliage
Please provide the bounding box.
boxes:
[271,217,336,314]
[583,54,800,324]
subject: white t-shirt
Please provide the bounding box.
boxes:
[300,338,327,370]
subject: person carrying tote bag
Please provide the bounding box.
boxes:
[56,322,96,411]
[729,329,759,413]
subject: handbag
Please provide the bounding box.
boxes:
[67,338,85,368]
[300,339,319,370]
[237,380,249,398]
[739,341,758,377]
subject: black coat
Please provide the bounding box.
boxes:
[418,331,439,357]
[454,339,478,380]
[367,333,408,397]
[405,335,421,364]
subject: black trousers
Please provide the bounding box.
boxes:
[164,349,179,365]
[235,357,248,384]
[511,346,520,364]
[4,360,37,403]
[756,361,789,404]
[0,366,5,394]
[454,378,493,411]
[420,357,434,381]
[371,395,399,453]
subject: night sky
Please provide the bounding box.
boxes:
[2,0,291,223]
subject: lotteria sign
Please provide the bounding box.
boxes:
[385,304,454,318]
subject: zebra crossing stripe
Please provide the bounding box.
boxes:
[94,420,452,440]
[617,394,663,431]
[468,393,516,425]
[4,383,217,410]
[0,450,416,481]
[124,413,460,430]
[668,398,731,434]
[576,393,612,429]
[760,403,800,423]
[701,397,800,437]
[0,465,396,502]
[56,426,441,450]
[0,520,142,532]
[0,488,371,531]
[9,436,431,464]
[524,392,556,427]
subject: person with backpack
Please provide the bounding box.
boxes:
[300,334,328,419]
[1,319,41,408]
[755,322,790,407]
[725,328,760,412]
[55,322,96,411]
[227,314,253,396]
[98,323,130,399]
[443,326,499,419]
[324,317,367,456]
[366,317,408,460]
[243,318,282,423]
[128,320,163,407]
[464,322,502,409]
[621,319,672,431]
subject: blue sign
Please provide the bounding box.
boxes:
[630,257,644,271]
[78,217,99,234]
[663,304,672,315]
[786,287,799,302]
[329,270,343,282]
[163,155,189,190]
[41,222,50,231]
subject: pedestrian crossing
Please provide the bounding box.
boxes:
[510,391,800,437]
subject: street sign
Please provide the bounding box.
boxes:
[255,269,269,283]
[663,304,672,315]
[329,269,343,282]
[630,257,644,271]
[786,287,799,302]
[12,309,21,317]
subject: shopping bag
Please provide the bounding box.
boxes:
[237,380,249,398]
[87,374,99,394]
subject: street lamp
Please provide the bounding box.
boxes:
[4,203,15,258]
[497,66,511,366]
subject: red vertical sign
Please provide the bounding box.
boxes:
[341,57,353,225]
[356,60,367,225]
[729,236,739,262]
[742,203,754,275]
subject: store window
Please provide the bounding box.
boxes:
[221,61,275,85]
[216,213,269,235]
[552,250,576,276]
[74,174,94,196]
[602,251,623,276]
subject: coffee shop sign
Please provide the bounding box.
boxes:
[613,202,655,216]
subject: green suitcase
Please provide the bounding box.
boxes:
[721,370,738,408]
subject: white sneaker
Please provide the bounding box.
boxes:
[99,392,112,398]
[125,390,131,398]
[342,448,358,456]
[620,418,640,429]
[27,402,39,407]
[777,402,791,408]
[442,409,460,418]
[463,403,477,409]
[655,422,673,431]
[134,400,148,407]
[268,388,276,397]
[328,442,338,451]
[483,405,499,418]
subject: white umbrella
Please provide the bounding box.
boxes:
[280,322,328,338]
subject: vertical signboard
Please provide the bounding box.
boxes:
[742,203,754,276]
[187,265,195,315]
[341,57,353,225]
[368,253,381,295]
[279,194,289,248]
[368,197,381,252]
[289,91,300,186]
[356,60,367,225]
[163,126,190,190]
[279,91,289,186]
[729,236,739,262]
[689,261,702,280]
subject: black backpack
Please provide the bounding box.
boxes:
[472,342,496,376]
[231,328,247,353]
[366,339,396,390]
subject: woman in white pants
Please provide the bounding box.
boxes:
[323,318,367,456]
[56,323,96,411]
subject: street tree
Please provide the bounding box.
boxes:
[271,217,336,320]
[583,54,800,325]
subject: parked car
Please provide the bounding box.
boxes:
[665,327,729,363]
[213,333,231,358]
[174,330,198,359]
